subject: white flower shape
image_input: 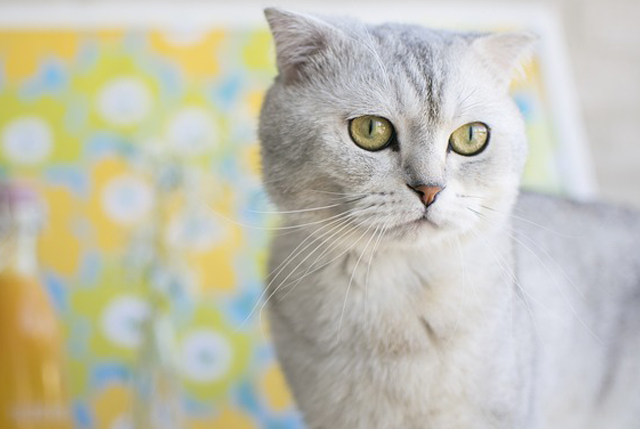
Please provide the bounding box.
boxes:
[166,210,224,251]
[102,174,154,225]
[167,107,217,156]
[1,116,53,165]
[101,295,150,348]
[179,329,232,383]
[97,77,152,126]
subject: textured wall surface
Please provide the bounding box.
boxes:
[1,0,638,208]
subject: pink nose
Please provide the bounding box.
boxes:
[408,184,443,207]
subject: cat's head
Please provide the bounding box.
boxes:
[259,8,534,248]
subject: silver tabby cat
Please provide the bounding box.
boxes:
[258,7,640,429]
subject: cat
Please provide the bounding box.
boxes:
[258,7,640,429]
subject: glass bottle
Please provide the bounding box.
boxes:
[0,183,72,428]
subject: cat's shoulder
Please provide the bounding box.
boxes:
[517,191,640,224]
[515,191,640,250]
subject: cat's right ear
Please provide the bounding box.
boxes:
[264,8,337,85]
[471,32,537,87]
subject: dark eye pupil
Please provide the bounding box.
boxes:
[468,125,473,141]
[368,119,374,136]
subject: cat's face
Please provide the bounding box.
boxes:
[259,8,533,248]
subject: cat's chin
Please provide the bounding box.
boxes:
[381,216,458,249]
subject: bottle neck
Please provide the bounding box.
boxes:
[0,184,43,277]
[1,226,39,277]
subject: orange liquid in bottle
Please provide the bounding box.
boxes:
[0,184,72,428]
[0,271,71,428]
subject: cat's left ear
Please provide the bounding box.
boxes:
[472,32,537,86]
[264,7,340,85]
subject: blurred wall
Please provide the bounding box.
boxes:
[2,0,639,208]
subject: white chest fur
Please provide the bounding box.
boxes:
[267,230,534,428]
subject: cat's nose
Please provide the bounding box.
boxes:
[407,184,443,207]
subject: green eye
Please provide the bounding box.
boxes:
[349,116,394,151]
[449,122,490,156]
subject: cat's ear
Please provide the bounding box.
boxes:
[264,7,338,84]
[472,32,537,86]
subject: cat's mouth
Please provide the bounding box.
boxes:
[386,213,439,236]
[413,214,439,228]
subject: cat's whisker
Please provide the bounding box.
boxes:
[342,25,390,87]
[482,205,588,305]
[241,216,353,332]
[456,234,480,302]
[307,189,368,197]
[466,206,487,219]
[506,230,602,344]
[206,200,370,232]
[259,220,376,342]
[264,213,359,286]
[470,226,541,357]
[474,204,587,302]
[364,217,392,313]
[257,220,361,339]
[467,207,602,344]
[466,224,542,340]
[336,222,378,345]
[240,208,373,330]
[478,204,578,239]
[363,25,391,84]
[457,99,495,117]
[267,203,371,238]
[444,236,468,349]
[513,231,587,301]
[305,190,371,203]
[246,196,366,215]
[203,204,285,232]
[466,208,563,319]
[276,218,389,306]
[257,215,374,337]
[457,87,481,108]
[456,194,485,200]
[274,216,367,304]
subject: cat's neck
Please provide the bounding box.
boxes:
[346,221,515,288]
[366,225,515,331]
[269,221,517,354]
